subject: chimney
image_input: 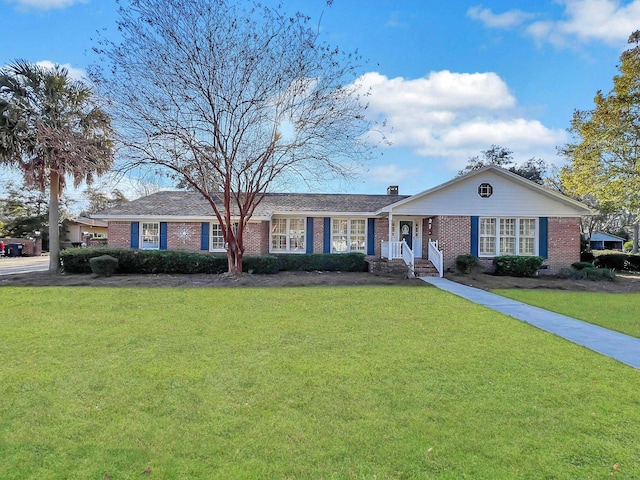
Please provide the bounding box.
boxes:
[387,185,399,195]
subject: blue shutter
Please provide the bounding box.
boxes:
[367,218,375,255]
[306,218,314,254]
[201,222,210,251]
[470,216,479,256]
[323,217,331,254]
[131,222,139,249]
[159,222,168,250]
[539,217,548,259]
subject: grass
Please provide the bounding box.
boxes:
[494,289,640,338]
[1,286,640,479]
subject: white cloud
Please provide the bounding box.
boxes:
[528,0,640,46]
[4,0,88,9]
[467,6,535,28]
[469,1,640,47]
[355,71,567,171]
[36,60,88,82]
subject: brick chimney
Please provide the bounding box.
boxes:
[387,185,399,195]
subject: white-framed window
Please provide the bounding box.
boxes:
[270,217,306,253]
[141,222,159,250]
[211,223,225,251]
[479,217,537,257]
[332,218,366,253]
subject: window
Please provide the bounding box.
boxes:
[479,218,496,256]
[211,223,225,250]
[141,222,159,250]
[478,218,537,257]
[332,218,366,253]
[270,218,306,253]
[478,183,493,198]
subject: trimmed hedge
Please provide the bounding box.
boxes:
[61,248,229,275]
[89,255,118,277]
[493,255,544,277]
[455,254,479,274]
[60,248,367,275]
[277,252,367,272]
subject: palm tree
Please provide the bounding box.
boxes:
[0,60,113,273]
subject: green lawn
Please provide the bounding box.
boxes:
[1,286,640,479]
[494,289,640,338]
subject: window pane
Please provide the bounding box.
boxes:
[141,222,159,249]
[500,218,515,236]
[333,235,348,252]
[480,218,495,235]
[520,219,535,237]
[480,237,495,255]
[519,237,535,256]
[289,218,305,251]
[500,237,515,255]
[211,223,225,249]
[333,219,348,235]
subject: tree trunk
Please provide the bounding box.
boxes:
[634,221,639,254]
[48,171,61,274]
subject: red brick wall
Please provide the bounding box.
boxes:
[108,221,130,248]
[313,218,324,253]
[546,217,581,274]
[373,217,389,257]
[437,216,471,272]
[167,222,202,252]
[242,221,268,255]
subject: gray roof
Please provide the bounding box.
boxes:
[94,191,410,218]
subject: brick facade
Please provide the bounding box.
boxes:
[242,221,269,255]
[546,216,581,274]
[105,215,582,275]
[108,221,131,248]
[436,216,471,272]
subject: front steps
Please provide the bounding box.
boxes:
[413,258,440,277]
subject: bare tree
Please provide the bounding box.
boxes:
[93,0,373,273]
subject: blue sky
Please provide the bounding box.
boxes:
[1,0,639,205]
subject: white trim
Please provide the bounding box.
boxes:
[478,217,539,258]
[330,217,367,254]
[269,217,307,254]
[140,221,160,250]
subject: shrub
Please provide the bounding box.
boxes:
[582,267,616,281]
[571,261,594,271]
[89,255,119,277]
[594,253,628,271]
[493,256,544,277]
[455,254,479,274]
[580,250,595,262]
[276,252,367,272]
[626,255,640,272]
[243,256,279,274]
[60,249,367,275]
[61,248,228,274]
[624,241,634,253]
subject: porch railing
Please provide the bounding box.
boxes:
[428,239,443,278]
[381,240,414,277]
[381,240,404,260]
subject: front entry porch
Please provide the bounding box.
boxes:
[381,239,443,277]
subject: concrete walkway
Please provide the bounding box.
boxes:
[421,277,640,370]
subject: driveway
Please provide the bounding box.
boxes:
[0,256,50,276]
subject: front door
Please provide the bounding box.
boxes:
[400,221,413,250]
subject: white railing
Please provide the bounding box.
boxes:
[401,240,415,277]
[428,239,443,278]
[381,240,404,259]
[382,240,414,276]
